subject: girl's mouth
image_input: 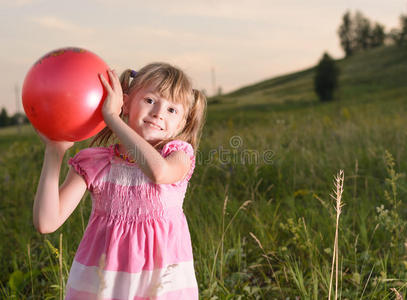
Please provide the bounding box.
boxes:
[144,121,163,130]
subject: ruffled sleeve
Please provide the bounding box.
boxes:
[68,146,113,191]
[161,140,196,184]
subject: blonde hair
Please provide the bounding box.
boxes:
[91,62,206,152]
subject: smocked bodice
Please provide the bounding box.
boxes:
[68,140,195,222]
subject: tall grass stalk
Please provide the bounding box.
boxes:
[59,233,64,300]
[328,170,344,300]
[360,264,375,299]
[220,193,228,282]
[209,194,251,285]
[391,287,403,300]
[27,243,34,297]
[249,232,284,298]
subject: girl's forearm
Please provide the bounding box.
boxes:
[103,113,167,182]
[33,147,65,233]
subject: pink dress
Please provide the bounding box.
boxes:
[65,140,198,300]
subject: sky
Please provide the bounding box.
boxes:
[0,0,406,114]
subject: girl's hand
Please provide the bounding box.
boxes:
[35,129,74,153]
[99,69,123,120]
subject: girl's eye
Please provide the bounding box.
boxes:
[145,98,154,104]
[168,107,177,114]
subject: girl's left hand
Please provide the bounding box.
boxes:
[99,69,123,119]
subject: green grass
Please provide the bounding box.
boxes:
[0,124,38,151]
[1,45,407,299]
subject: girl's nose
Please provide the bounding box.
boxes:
[151,104,164,119]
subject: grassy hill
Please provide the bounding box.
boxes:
[214,44,407,105]
[1,45,407,299]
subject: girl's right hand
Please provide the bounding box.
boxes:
[35,129,74,153]
[99,69,124,119]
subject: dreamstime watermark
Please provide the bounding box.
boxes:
[196,135,275,165]
[127,136,275,166]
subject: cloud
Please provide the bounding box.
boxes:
[15,0,35,6]
[129,0,333,23]
[0,0,37,7]
[30,16,94,35]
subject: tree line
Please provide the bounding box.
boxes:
[338,10,407,57]
[0,108,28,127]
[314,10,407,102]
[338,11,385,57]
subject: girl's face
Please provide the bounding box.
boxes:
[123,86,187,145]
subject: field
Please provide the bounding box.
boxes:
[1,45,407,299]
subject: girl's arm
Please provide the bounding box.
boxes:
[104,113,190,184]
[100,70,191,184]
[33,136,87,234]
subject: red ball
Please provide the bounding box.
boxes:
[22,47,109,141]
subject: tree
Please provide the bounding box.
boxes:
[370,23,386,47]
[338,11,354,57]
[389,15,407,45]
[314,53,339,102]
[398,14,407,45]
[0,108,10,127]
[10,112,27,126]
[353,11,371,51]
[389,28,402,45]
[338,10,385,56]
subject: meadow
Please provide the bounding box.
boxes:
[1,44,407,299]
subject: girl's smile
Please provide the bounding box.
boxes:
[144,120,163,130]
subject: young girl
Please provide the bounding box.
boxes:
[33,62,206,299]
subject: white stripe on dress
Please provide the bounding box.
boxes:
[102,162,150,187]
[66,259,198,298]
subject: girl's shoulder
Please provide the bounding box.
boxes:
[160,140,194,158]
[69,144,114,168]
[160,140,196,183]
[68,145,114,190]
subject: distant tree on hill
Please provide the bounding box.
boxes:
[389,28,401,44]
[0,108,10,127]
[354,11,372,51]
[314,53,339,102]
[338,10,385,57]
[338,11,354,57]
[370,23,386,47]
[390,14,407,45]
[400,15,407,44]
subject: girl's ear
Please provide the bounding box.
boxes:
[123,94,130,115]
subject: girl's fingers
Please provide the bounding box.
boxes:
[107,70,117,90]
[99,73,113,94]
[99,73,108,86]
[100,69,123,117]
[101,69,123,103]
[108,69,121,91]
